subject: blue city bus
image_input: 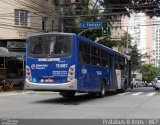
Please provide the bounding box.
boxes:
[25,32,131,97]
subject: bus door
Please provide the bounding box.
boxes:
[109,54,117,90]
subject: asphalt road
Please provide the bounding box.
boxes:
[0,87,159,119]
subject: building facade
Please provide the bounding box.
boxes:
[122,13,157,65]
[0,0,59,80]
[152,17,160,67]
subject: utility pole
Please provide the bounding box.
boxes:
[126,26,129,54]
[59,0,64,32]
[58,0,82,32]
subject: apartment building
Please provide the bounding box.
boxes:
[152,17,160,67]
[0,0,59,79]
[122,13,154,64]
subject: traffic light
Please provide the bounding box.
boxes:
[101,27,107,35]
[101,22,108,35]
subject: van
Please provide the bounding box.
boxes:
[131,78,143,87]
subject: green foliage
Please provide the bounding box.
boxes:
[155,68,160,77]
[99,0,160,17]
[53,0,59,6]
[98,38,118,48]
[81,29,102,41]
[119,33,132,47]
[141,64,159,82]
[129,44,142,71]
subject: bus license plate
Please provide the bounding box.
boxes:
[44,78,53,83]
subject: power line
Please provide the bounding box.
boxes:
[14,0,56,17]
[1,0,57,20]
[63,23,160,28]
[0,17,43,26]
[99,1,159,7]
[0,20,59,30]
[0,22,41,31]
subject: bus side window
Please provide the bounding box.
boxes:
[119,57,124,70]
[100,49,109,67]
[79,40,90,64]
[83,54,90,64]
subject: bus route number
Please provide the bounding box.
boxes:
[56,64,68,68]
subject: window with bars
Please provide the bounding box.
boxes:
[15,9,28,26]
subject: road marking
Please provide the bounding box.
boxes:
[132,92,144,96]
[146,92,157,96]
[118,92,131,95]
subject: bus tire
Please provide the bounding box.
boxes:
[60,91,75,97]
[155,88,159,90]
[124,79,128,89]
[117,89,125,93]
[98,80,106,98]
[131,83,133,89]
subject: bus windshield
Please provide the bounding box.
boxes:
[28,35,72,58]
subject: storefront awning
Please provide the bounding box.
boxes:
[0,47,25,59]
[0,47,9,57]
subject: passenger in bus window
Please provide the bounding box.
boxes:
[34,44,42,54]
[54,43,61,54]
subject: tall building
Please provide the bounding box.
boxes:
[128,13,147,55]
[152,17,160,67]
[122,13,156,65]
[0,0,59,80]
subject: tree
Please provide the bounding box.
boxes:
[118,32,132,48]
[129,44,142,72]
[141,64,159,82]
[99,0,160,17]
[98,38,118,48]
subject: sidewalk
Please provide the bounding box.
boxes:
[0,90,26,96]
[0,90,59,96]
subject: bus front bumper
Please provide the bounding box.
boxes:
[25,79,77,91]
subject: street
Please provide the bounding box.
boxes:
[0,87,159,119]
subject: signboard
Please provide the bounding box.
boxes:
[7,41,26,49]
[16,55,24,60]
[80,22,102,28]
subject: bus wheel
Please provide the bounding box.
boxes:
[131,84,133,89]
[155,88,159,90]
[117,89,125,93]
[60,92,75,97]
[98,81,106,98]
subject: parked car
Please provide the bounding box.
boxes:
[147,82,153,87]
[155,77,160,90]
[131,78,143,87]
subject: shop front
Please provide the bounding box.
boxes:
[0,40,26,90]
